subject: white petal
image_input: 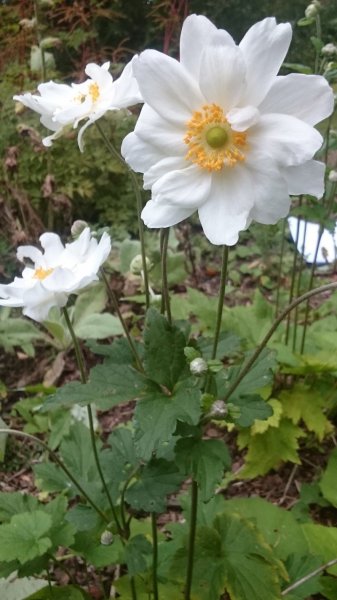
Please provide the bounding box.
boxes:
[111,56,143,107]
[23,284,67,322]
[144,156,187,189]
[227,106,260,131]
[250,113,323,166]
[152,165,212,208]
[259,74,334,125]
[85,62,112,87]
[244,159,291,224]
[198,169,252,245]
[180,14,234,79]
[288,217,336,264]
[142,199,193,228]
[39,232,65,266]
[239,17,292,106]
[133,50,205,124]
[17,245,42,264]
[199,41,246,111]
[283,160,326,198]
[122,132,164,173]
[77,118,94,152]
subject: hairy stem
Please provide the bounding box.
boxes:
[223,281,337,404]
[95,120,150,308]
[0,428,109,522]
[212,245,229,359]
[62,307,123,535]
[184,479,198,600]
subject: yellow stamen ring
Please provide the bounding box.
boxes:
[33,267,54,280]
[184,104,247,172]
[89,82,100,102]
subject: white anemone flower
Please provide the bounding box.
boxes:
[121,15,334,246]
[14,60,142,151]
[0,228,111,322]
[288,216,337,264]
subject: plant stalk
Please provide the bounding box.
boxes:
[212,245,229,360]
[184,479,198,600]
[0,428,109,523]
[274,219,286,318]
[223,281,337,404]
[151,512,159,600]
[282,557,337,596]
[95,120,150,308]
[160,227,172,324]
[62,307,123,535]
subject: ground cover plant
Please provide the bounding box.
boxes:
[1,1,337,599]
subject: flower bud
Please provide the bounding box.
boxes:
[321,43,337,57]
[210,400,227,419]
[329,170,337,183]
[71,220,88,238]
[190,357,208,376]
[130,254,152,275]
[100,530,114,546]
[305,3,319,17]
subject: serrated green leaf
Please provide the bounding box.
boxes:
[301,523,337,576]
[73,284,107,326]
[0,318,42,355]
[216,348,276,401]
[280,383,333,441]
[320,576,337,600]
[100,428,139,502]
[125,459,184,512]
[320,448,337,507]
[0,492,39,522]
[72,530,123,567]
[87,337,143,363]
[231,394,273,427]
[251,399,283,434]
[144,308,186,390]
[283,554,322,599]
[198,332,241,359]
[134,379,201,460]
[171,512,284,600]
[125,534,152,576]
[74,313,124,339]
[175,438,231,501]
[0,511,52,564]
[238,419,303,478]
[42,362,146,412]
[222,497,308,560]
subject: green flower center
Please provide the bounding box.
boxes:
[206,126,228,149]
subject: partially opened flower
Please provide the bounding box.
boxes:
[122,15,334,245]
[14,60,142,151]
[0,228,111,322]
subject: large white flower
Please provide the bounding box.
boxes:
[121,15,334,245]
[0,228,111,322]
[14,60,142,151]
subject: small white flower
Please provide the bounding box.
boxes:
[0,228,111,322]
[14,60,142,151]
[190,357,208,376]
[305,3,319,18]
[122,15,333,246]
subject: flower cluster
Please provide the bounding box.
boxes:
[122,15,333,245]
[0,228,111,322]
[14,60,141,151]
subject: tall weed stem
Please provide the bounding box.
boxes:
[62,307,123,535]
[151,512,159,600]
[184,479,198,600]
[95,120,150,308]
[160,228,172,324]
[212,245,229,359]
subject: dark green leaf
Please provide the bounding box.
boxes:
[284,554,322,599]
[175,438,231,501]
[25,585,91,599]
[0,511,52,564]
[216,348,277,400]
[125,459,184,513]
[125,534,152,576]
[231,394,273,427]
[0,492,38,522]
[134,379,201,460]
[144,308,186,390]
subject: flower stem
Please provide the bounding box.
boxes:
[285,200,302,344]
[184,479,198,600]
[95,120,150,308]
[160,228,172,324]
[0,428,109,523]
[223,280,337,404]
[212,245,229,359]
[151,512,159,600]
[100,268,144,373]
[62,307,123,535]
[281,557,337,596]
[275,219,286,318]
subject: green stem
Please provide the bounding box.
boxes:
[223,280,337,404]
[292,220,307,352]
[274,219,286,318]
[314,14,322,74]
[130,577,137,600]
[95,120,150,309]
[160,228,172,324]
[151,512,159,600]
[212,245,229,359]
[285,199,302,344]
[33,0,46,82]
[282,557,337,596]
[184,480,198,600]
[100,268,144,373]
[0,428,109,523]
[62,307,123,535]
